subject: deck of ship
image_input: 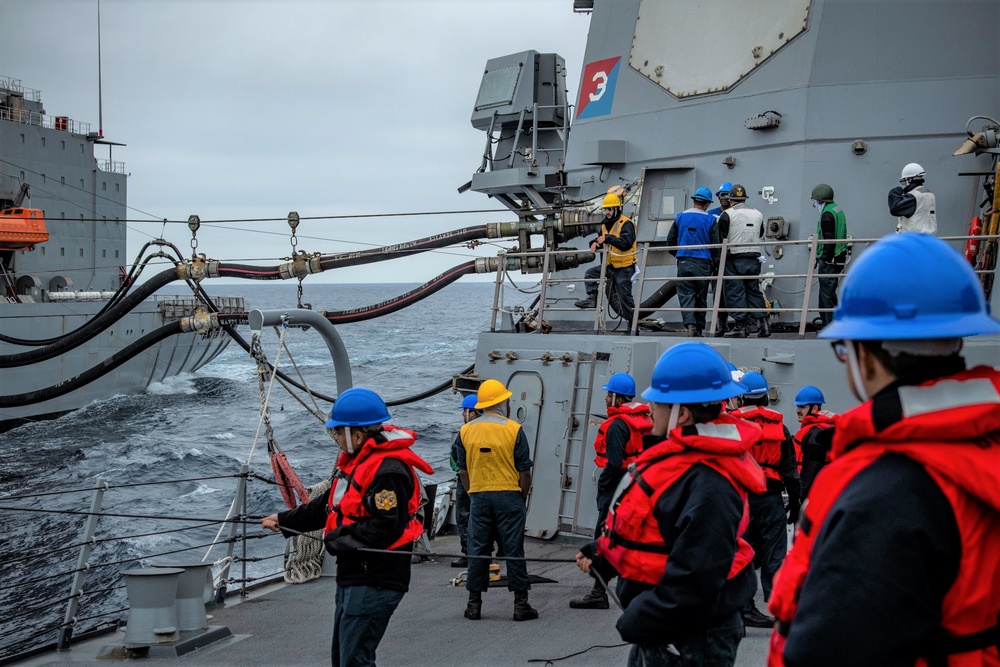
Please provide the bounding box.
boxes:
[21,534,771,666]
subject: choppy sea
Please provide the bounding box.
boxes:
[0,281,497,658]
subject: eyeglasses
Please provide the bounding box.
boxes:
[830,340,849,363]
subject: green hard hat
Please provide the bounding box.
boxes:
[810,183,834,202]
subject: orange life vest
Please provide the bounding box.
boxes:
[325,425,434,550]
[792,410,837,471]
[596,413,766,585]
[593,402,653,469]
[735,405,786,483]
[768,367,1000,667]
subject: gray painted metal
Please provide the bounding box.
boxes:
[248,309,353,396]
[120,568,182,647]
[0,77,234,428]
[462,0,1000,538]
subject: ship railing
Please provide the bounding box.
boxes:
[479,101,570,174]
[96,158,126,174]
[0,466,298,662]
[0,76,42,102]
[493,233,1000,337]
[0,105,91,135]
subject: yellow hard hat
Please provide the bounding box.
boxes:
[476,378,512,409]
[602,193,622,208]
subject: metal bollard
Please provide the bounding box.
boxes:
[150,561,212,632]
[122,568,183,647]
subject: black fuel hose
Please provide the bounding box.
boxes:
[0,250,182,347]
[0,321,183,408]
[324,261,477,324]
[213,225,489,280]
[317,226,487,271]
[638,280,678,315]
[0,268,179,368]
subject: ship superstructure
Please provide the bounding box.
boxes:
[0,76,238,429]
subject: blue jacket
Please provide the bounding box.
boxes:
[667,208,719,260]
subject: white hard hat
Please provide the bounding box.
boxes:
[900,162,926,182]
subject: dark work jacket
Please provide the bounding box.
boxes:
[596,418,630,515]
[582,464,756,645]
[278,457,415,592]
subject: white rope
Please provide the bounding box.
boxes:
[283,479,331,584]
[246,326,286,466]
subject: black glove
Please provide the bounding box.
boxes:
[785,485,801,525]
[786,500,800,525]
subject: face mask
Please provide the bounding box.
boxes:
[812,200,823,210]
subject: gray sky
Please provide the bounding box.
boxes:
[2,0,589,282]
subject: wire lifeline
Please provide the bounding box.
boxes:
[269,525,576,564]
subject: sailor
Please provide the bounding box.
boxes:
[448,393,481,568]
[577,342,766,666]
[569,372,652,610]
[454,378,538,621]
[575,190,637,324]
[769,233,1000,666]
[667,187,720,337]
[732,372,801,629]
[261,387,433,667]
[719,184,770,338]
[790,386,837,498]
[708,182,733,336]
[887,162,937,234]
[707,181,733,219]
[809,184,849,328]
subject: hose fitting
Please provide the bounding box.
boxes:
[177,255,221,282]
[278,252,324,280]
[180,309,220,335]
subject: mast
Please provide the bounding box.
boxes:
[97,0,103,138]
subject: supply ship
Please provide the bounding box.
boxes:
[1,0,999,664]
[0,75,241,431]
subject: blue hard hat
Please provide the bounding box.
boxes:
[794,386,825,406]
[692,187,714,203]
[326,387,391,428]
[461,394,479,410]
[819,234,1000,340]
[642,342,748,404]
[716,181,733,196]
[741,371,769,396]
[602,373,637,397]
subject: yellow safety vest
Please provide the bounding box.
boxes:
[460,412,523,493]
[606,215,637,269]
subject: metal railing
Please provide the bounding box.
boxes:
[96,158,126,175]
[0,105,91,136]
[0,466,293,663]
[490,233,1000,337]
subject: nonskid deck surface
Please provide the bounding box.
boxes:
[23,535,770,666]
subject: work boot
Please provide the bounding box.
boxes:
[724,326,747,338]
[569,581,609,609]
[451,556,468,568]
[685,324,702,338]
[574,296,597,309]
[464,590,482,620]
[757,317,771,338]
[742,603,775,628]
[513,591,539,621]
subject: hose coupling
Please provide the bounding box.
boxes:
[278,252,324,280]
[180,308,221,335]
[178,255,221,282]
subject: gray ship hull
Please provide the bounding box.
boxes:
[0,299,232,429]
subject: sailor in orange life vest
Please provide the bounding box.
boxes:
[569,372,652,610]
[576,342,767,666]
[768,233,1000,667]
[261,387,432,667]
[790,386,837,498]
[731,372,801,629]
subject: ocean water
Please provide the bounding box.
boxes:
[0,281,496,657]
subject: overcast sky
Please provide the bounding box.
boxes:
[2,0,590,282]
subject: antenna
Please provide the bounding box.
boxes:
[97,0,104,138]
